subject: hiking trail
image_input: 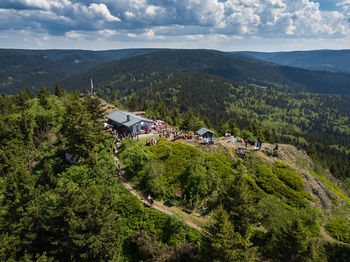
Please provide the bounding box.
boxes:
[113,155,207,233]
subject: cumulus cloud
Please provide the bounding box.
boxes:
[0,0,349,49]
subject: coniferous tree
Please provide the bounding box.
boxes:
[208,206,251,262]
[38,87,51,109]
[54,83,65,97]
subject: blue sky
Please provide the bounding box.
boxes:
[0,0,349,51]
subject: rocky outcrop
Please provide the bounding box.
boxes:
[262,143,346,212]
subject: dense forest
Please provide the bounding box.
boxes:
[0,48,161,94]
[3,49,350,95]
[0,89,203,261]
[1,88,350,261]
[61,49,350,95]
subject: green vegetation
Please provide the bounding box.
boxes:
[310,171,350,206]
[2,49,350,182]
[0,91,201,261]
[62,58,350,181]
[255,164,307,208]
[234,50,350,74]
[273,162,305,192]
[119,139,234,209]
[1,48,350,260]
[62,49,350,95]
[325,217,350,244]
[0,48,162,94]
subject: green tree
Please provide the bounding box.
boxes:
[62,96,105,161]
[171,108,181,127]
[208,206,251,262]
[38,87,51,109]
[54,83,65,97]
[222,174,257,238]
[269,217,311,262]
[182,152,208,207]
[128,93,139,111]
[83,95,106,121]
[140,160,166,198]
[180,110,205,132]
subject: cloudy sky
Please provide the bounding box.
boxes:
[0,0,349,51]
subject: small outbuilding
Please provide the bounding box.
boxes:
[197,128,215,138]
[106,110,153,133]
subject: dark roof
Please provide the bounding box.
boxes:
[197,128,215,136]
[106,110,153,128]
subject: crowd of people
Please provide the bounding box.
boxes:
[146,138,158,146]
[158,128,196,141]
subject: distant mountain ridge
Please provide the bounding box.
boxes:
[61,49,350,95]
[1,48,350,95]
[0,48,163,94]
[233,49,350,73]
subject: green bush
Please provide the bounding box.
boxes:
[272,166,305,192]
[274,161,289,168]
[119,139,237,208]
[325,217,350,244]
[256,164,307,207]
[325,242,350,262]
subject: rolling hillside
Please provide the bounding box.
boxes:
[0,48,161,94]
[234,49,350,73]
[2,48,350,95]
[61,49,350,95]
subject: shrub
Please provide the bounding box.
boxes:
[272,166,305,192]
[274,161,289,168]
[256,164,307,207]
[325,217,350,244]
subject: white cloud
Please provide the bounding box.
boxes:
[98,29,118,36]
[66,30,83,38]
[145,5,159,16]
[86,3,120,22]
[0,0,349,50]
[124,11,134,19]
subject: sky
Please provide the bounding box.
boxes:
[0,0,349,52]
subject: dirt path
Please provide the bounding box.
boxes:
[113,155,206,232]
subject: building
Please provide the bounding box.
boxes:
[197,128,215,138]
[106,110,153,133]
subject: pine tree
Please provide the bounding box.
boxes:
[54,83,65,97]
[38,87,51,109]
[209,206,251,262]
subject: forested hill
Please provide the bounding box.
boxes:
[233,49,350,73]
[1,89,350,261]
[0,48,162,94]
[2,48,350,95]
[61,49,350,95]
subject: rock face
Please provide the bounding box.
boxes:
[262,144,346,212]
[299,171,344,212]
